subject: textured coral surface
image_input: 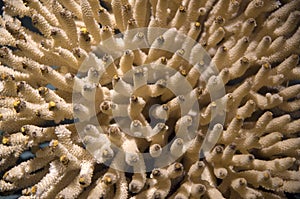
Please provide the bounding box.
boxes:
[0,0,300,198]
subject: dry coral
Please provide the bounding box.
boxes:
[0,0,300,198]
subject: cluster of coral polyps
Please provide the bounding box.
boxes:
[1,0,300,198]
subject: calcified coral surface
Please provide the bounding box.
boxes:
[1,0,300,198]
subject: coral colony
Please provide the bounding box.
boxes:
[0,0,300,198]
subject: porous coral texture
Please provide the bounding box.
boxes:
[0,0,300,198]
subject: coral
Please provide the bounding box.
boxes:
[0,0,300,198]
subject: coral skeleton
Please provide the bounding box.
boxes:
[0,0,300,198]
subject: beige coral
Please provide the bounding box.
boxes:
[0,0,300,198]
